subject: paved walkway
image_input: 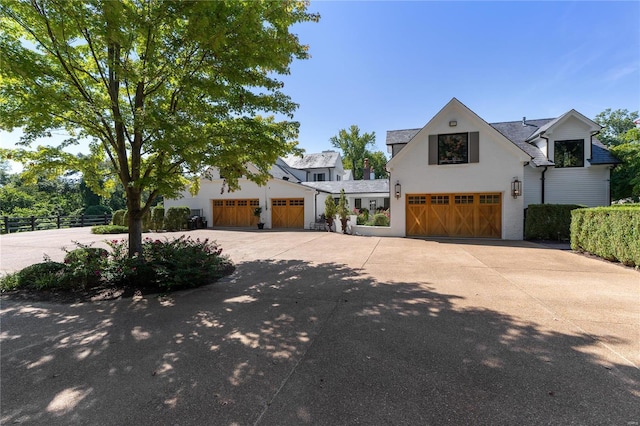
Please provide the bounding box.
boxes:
[1,228,639,425]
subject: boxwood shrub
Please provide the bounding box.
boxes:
[524,204,584,241]
[112,209,127,227]
[165,206,190,231]
[151,206,165,231]
[571,206,640,267]
[92,225,128,234]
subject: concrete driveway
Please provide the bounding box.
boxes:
[1,228,639,425]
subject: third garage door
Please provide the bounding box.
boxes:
[406,193,501,238]
[271,198,304,229]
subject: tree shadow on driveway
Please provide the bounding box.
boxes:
[1,259,638,425]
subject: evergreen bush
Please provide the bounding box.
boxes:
[165,206,190,231]
[525,204,584,240]
[571,206,640,267]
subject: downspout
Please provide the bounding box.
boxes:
[540,167,548,204]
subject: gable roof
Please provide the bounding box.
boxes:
[282,151,341,169]
[302,179,389,195]
[386,103,619,167]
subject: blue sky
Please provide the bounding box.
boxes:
[285,1,640,155]
[2,1,639,168]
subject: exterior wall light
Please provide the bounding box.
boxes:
[511,178,522,198]
[449,120,457,127]
[395,181,402,199]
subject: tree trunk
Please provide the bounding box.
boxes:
[127,189,144,257]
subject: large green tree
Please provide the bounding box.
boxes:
[594,109,640,201]
[329,125,387,179]
[0,0,318,255]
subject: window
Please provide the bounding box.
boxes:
[369,200,377,211]
[337,175,341,181]
[431,195,449,205]
[454,195,473,204]
[384,198,390,209]
[438,133,468,165]
[355,198,362,209]
[554,140,584,168]
[314,173,326,181]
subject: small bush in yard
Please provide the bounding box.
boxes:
[112,209,127,227]
[525,204,584,240]
[165,206,190,231]
[92,225,128,234]
[151,206,165,230]
[10,261,67,290]
[63,246,109,288]
[104,236,233,290]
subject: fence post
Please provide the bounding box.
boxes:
[3,216,8,234]
[104,213,108,225]
[80,214,85,227]
[57,214,61,229]
[30,216,36,231]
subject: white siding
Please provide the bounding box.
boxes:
[547,116,592,164]
[523,165,542,207]
[544,166,611,206]
[387,100,529,240]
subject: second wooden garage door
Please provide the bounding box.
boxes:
[212,199,259,227]
[271,198,304,229]
[406,193,501,238]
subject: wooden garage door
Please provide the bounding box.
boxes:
[271,198,304,228]
[212,199,259,227]
[406,193,501,238]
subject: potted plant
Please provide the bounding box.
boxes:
[254,206,264,229]
[324,196,336,232]
[336,189,350,234]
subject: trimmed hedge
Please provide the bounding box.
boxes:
[151,206,165,231]
[92,225,129,234]
[165,206,190,231]
[571,206,640,267]
[525,204,584,241]
[112,209,127,227]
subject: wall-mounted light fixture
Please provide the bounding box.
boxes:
[395,181,402,199]
[511,178,522,198]
[449,120,457,127]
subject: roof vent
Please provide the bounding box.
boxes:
[282,176,289,181]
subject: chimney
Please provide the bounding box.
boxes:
[363,158,370,180]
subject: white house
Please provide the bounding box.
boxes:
[385,98,619,239]
[165,150,389,229]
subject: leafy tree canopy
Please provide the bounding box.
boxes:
[594,108,639,147]
[594,109,640,201]
[0,0,319,254]
[329,125,387,179]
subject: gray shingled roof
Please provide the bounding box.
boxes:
[386,117,619,167]
[282,151,340,169]
[386,129,420,145]
[490,119,555,166]
[591,138,621,165]
[301,179,389,195]
[269,163,301,183]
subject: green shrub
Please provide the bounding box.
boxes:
[92,225,129,234]
[0,272,20,291]
[525,204,584,240]
[112,209,127,227]
[104,236,233,289]
[369,212,390,227]
[151,206,165,230]
[84,205,112,216]
[141,209,151,232]
[63,246,109,288]
[165,206,190,231]
[15,261,67,290]
[571,206,640,267]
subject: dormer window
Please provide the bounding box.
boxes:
[314,173,326,181]
[554,139,584,168]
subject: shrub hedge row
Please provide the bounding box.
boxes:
[570,206,640,267]
[110,206,190,231]
[524,204,584,241]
